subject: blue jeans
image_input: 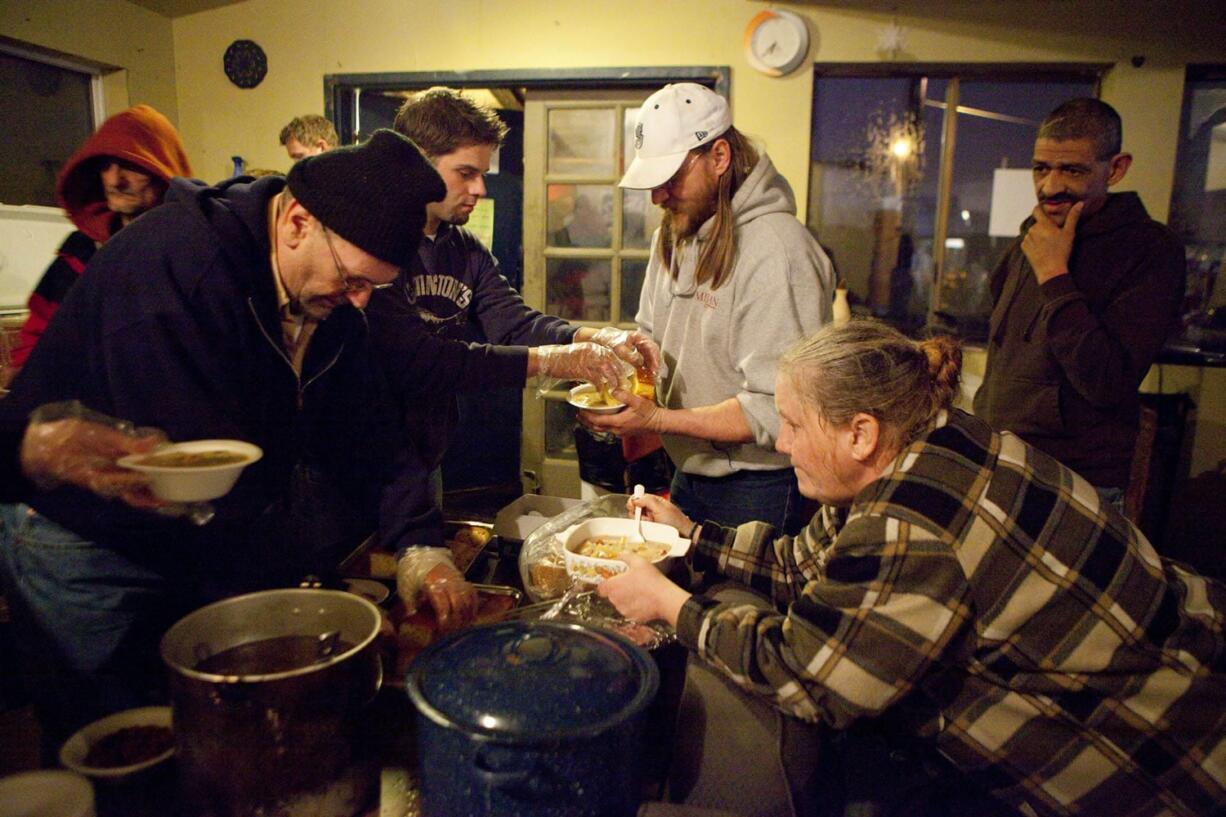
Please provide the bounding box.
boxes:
[0,504,171,747]
[670,467,810,535]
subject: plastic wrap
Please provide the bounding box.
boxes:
[508,589,676,652]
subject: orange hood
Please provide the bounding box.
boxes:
[55,104,193,242]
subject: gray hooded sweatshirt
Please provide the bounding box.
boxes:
[637,152,835,477]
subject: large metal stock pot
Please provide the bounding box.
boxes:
[160,588,383,817]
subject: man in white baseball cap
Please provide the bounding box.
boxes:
[620,82,733,189]
[582,82,836,538]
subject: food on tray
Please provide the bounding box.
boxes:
[574,535,668,562]
[389,587,520,675]
[368,551,399,579]
[528,554,571,598]
[447,525,492,573]
[82,724,174,768]
[135,449,249,468]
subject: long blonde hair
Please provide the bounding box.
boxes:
[779,321,962,450]
[658,126,759,290]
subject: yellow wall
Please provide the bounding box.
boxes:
[1,0,177,121]
[163,0,1224,214]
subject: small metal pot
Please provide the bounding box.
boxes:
[407,620,659,817]
[160,588,383,817]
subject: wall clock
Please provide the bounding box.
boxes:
[744,9,810,77]
[223,39,267,89]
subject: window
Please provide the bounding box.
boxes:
[0,46,98,207]
[1168,65,1226,319]
[807,67,1099,340]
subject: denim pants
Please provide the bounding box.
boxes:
[0,504,171,747]
[670,468,810,535]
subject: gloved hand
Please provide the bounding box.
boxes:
[20,401,217,525]
[533,342,628,388]
[396,546,479,633]
[588,327,661,376]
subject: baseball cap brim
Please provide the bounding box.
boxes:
[618,150,689,190]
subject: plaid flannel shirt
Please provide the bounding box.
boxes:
[676,409,1226,817]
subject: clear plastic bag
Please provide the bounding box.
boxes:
[508,589,676,652]
[518,492,630,602]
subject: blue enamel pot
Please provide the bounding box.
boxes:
[406,620,659,817]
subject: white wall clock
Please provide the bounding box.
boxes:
[744,9,810,77]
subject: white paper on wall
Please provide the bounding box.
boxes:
[988,168,1037,238]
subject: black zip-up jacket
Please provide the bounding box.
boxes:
[0,175,397,599]
[973,192,1185,489]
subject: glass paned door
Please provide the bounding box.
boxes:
[522,89,652,497]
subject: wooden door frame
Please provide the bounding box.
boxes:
[323,66,729,144]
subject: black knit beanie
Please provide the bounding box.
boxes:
[287,129,445,268]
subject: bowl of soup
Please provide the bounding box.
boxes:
[118,439,262,502]
[559,517,691,583]
[59,705,175,780]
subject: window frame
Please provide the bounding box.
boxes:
[810,62,1108,337]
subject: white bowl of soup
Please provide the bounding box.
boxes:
[559,517,691,584]
[117,439,262,502]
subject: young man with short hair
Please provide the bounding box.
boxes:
[378,88,656,555]
[279,113,339,160]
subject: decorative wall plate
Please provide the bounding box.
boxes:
[223,39,267,89]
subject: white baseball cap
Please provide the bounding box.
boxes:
[619,83,732,190]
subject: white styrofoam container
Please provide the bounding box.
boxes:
[0,203,73,310]
[493,494,582,542]
[559,517,690,584]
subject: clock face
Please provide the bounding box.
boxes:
[745,10,810,77]
[752,19,803,70]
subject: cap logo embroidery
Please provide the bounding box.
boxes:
[695,130,708,141]
[635,122,644,150]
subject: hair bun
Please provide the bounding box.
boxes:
[919,336,962,409]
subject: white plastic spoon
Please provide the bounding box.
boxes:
[629,483,646,544]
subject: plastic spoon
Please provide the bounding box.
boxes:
[628,483,646,544]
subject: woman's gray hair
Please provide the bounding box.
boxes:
[779,320,962,448]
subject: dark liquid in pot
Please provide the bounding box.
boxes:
[195,635,355,675]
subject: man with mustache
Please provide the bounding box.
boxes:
[2,105,192,387]
[974,98,1185,509]
[583,83,835,533]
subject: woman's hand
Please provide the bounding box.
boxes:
[597,554,691,627]
[625,493,693,535]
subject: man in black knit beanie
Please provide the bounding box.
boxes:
[0,128,454,749]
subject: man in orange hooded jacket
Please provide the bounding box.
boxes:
[3,104,192,385]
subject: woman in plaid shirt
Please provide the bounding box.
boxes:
[600,321,1226,817]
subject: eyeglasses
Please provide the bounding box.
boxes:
[322,227,395,294]
[657,149,705,193]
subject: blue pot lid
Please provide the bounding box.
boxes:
[407,621,658,741]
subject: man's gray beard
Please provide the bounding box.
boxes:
[448,210,470,226]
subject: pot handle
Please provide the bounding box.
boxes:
[472,747,549,795]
